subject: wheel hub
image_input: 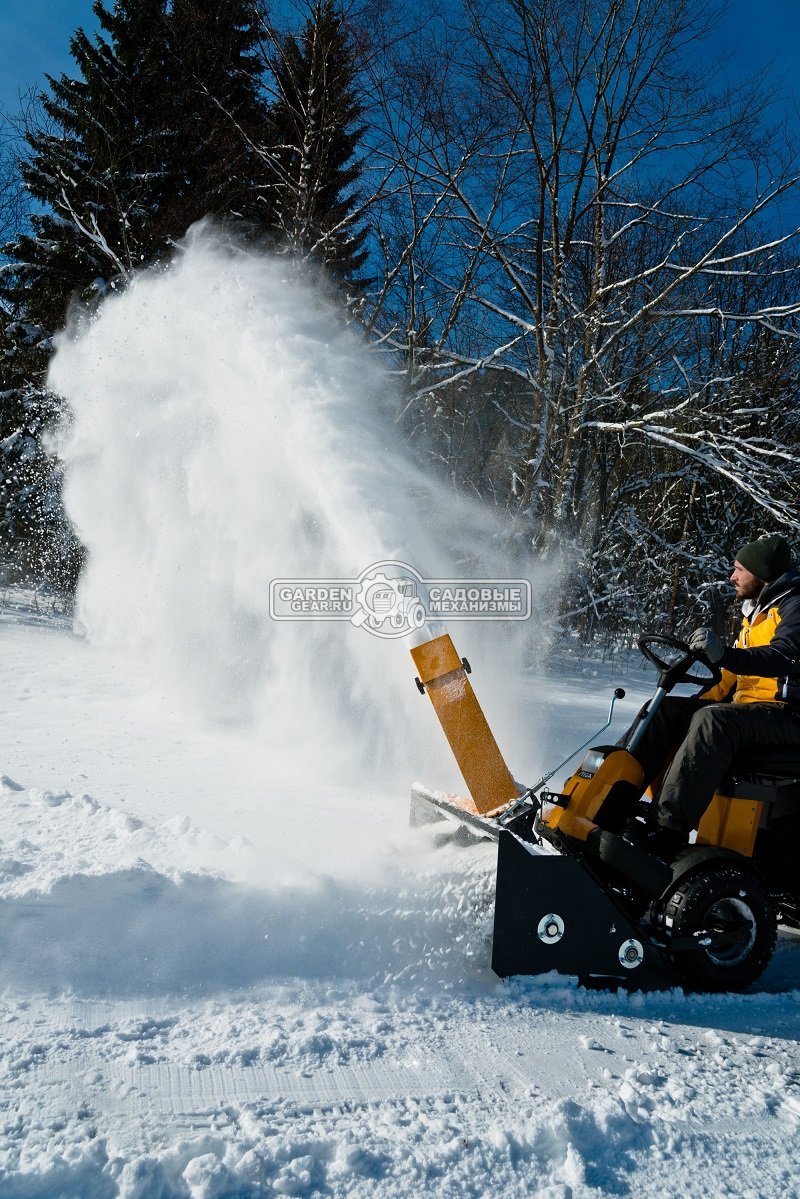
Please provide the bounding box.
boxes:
[702,896,756,965]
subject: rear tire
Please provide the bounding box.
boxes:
[657,862,776,991]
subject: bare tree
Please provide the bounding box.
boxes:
[362,0,800,629]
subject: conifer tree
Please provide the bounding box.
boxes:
[266,0,369,290]
[0,307,81,588]
[6,0,171,312]
[2,0,271,324]
[0,0,273,584]
[161,0,273,236]
[0,0,171,581]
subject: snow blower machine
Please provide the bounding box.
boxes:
[410,632,800,991]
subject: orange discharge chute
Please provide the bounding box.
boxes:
[410,633,517,815]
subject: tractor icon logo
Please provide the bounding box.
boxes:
[350,562,427,638]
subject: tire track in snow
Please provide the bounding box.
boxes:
[8,991,800,1151]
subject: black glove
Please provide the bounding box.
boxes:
[688,627,724,664]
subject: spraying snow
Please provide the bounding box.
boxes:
[49,224,542,785]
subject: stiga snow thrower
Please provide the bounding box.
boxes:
[410,632,800,991]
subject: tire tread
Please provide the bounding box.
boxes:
[659,862,776,991]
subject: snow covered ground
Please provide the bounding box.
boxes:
[2,598,799,1199]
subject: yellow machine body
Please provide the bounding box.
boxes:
[544,750,645,842]
[696,794,762,856]
[410,634,518,815]
[545,747,763,856]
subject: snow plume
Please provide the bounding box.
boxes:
[50,224,543,783]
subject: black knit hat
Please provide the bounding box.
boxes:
[735,534,793,583]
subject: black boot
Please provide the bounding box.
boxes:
[594,780,645,833]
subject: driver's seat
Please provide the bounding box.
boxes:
[731,744,800,776]
[725,745,800,798]
[697,748,800,856]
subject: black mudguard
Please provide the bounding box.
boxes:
[491,831,674,988]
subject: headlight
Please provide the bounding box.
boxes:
[579,749,606,777]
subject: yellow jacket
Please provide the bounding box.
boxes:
[702,569,800,706]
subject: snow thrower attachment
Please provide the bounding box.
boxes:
[411,632,800,992]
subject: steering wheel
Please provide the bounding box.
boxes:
[638,632,722,689]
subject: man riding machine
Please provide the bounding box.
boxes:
[614,534,800,860]
[515,533,800,990]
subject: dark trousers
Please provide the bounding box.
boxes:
[627,697,800,833]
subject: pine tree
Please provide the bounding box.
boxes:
[160,0,273,237]
[0,0,273,584]
[7,0,171,308]
[267,0,369,290]
[0,0,172,582]
[2,0,272,323]
[0,303,82,587]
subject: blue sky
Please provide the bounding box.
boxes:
[1,1,99,117]
[1,0,799,121]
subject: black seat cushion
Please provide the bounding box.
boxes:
[732,744,800,780]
